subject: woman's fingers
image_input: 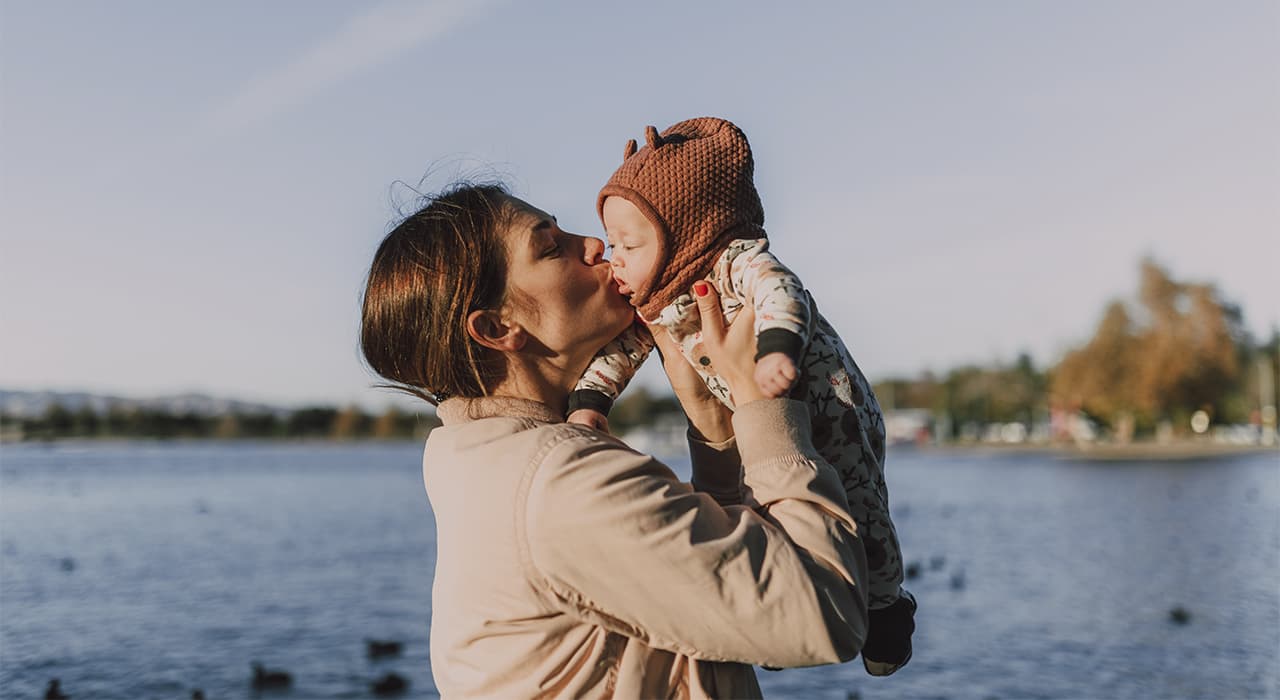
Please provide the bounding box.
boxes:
[687,280,765,406]
[691,281,756,354]
[724,298,756,356]
[692,281,726,343]
[645,318,715,402]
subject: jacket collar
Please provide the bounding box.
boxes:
[436,396,564,426]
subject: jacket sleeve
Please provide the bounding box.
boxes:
[568,322,656,415]
[719,239,812,363]
[522,399,869,668]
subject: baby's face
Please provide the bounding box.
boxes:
[602,196,661,300]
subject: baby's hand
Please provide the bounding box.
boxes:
[754,352,798,398]
[567,408,611,433]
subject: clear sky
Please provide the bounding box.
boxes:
[2,0,1277,411]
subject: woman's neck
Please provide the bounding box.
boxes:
[487,355,580,417]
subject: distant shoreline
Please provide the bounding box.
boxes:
[905,441,1278,462]
[0,436,426,447]
[5,435,1277,464]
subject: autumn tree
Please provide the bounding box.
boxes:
[1051,258,1245,434]
[1053,300,1141,428]
[369,407,393,439]
[1133,259,1243,422]
[370,406,439,439]
[214,413,242,439]
[330,405,369,440]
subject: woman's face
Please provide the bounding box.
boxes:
[499,196,634,361]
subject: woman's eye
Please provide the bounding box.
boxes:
[543,243,561,258]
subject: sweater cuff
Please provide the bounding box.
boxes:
[567,389,613,416]
[756,328,806,363]
[688,431,743,505]
[731,399,818,465]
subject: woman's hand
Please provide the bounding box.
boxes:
[645,281,763,443]
[646,313,733,443]
[686,281,767,407]
[567,408,610,433]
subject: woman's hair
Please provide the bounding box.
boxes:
[360,181,514,405]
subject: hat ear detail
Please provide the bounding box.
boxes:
[623,139,637,159]
[645,125,661,149]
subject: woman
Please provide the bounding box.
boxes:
[360,182,869,698]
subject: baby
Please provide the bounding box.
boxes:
[567,117,916,676]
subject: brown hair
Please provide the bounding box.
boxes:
[360,182,514,405]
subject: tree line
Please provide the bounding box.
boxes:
[5,259,1273,444]
[2,404,439,442]
[874,259,1279,441]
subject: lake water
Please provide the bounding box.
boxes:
[1,441,1277,700]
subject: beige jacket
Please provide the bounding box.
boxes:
[423,397,869,699]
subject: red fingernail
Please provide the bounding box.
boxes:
[694,282,709,297]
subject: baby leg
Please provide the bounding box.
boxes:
[798,332,903,608]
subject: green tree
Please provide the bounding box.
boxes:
[287,407,337,438]
[238,412,281,438]
[610,387,683,435]
[72,406,100,437]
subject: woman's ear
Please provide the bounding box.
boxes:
[466,309,527,352]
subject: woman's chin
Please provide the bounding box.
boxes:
[609,306,636,334]
[596,297,636,338]
[602,285,631,309]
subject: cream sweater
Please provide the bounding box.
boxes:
[423,397,869,699]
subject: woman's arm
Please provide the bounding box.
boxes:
[523,401,868,667]
[645,283,756,503]
[644,302,737,444]
[523,284,868,667]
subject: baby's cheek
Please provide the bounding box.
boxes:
[636,257,660,287]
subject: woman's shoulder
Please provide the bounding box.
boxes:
[530,423,641,469]
[430,396,662,482]
[525,424,675,493]
[431,416,638,471]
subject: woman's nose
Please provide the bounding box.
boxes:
[581,236,605,265]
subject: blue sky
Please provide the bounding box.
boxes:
[2,1,1277,411]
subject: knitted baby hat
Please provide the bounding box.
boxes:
[598,117,765,319]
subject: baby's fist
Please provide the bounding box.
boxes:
[567,408,611,433]
[754,352,798,398]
